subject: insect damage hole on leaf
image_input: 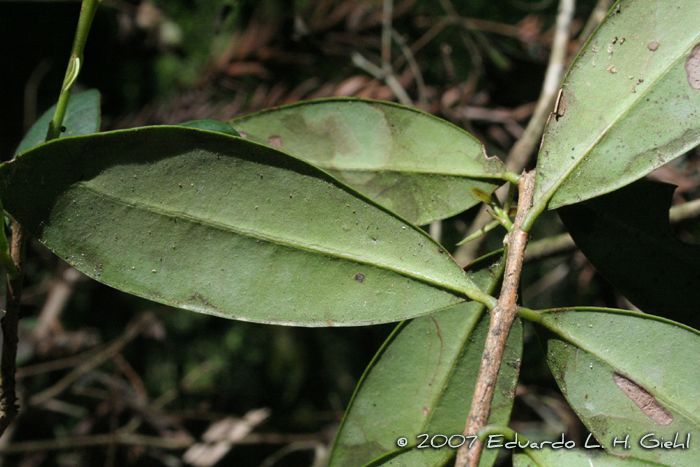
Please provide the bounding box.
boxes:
[612,372,674,426]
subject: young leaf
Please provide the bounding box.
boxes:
[534,308,700,465]
[534,1,700,211]
[0,127,481,326]
[14,89,101,156]
[330,251,522,467]
[558,179,700,329]
[230,99,511,225]
[513,449,667,467]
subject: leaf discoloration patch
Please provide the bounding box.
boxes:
[613,372,674,426]
[230,99,508,225]
[685,43,700,90]
[267,135,283,149]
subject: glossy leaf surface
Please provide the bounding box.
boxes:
[14,89,101,155]
[535,308,700,465]
[558,179,700,329]
[230,99,509,225]
[535,1,700,210]
[513,449,667,467]
[330,252,522,467]
[0,127,478,326]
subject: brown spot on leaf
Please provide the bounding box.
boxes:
[685,43,700,90]
[613,372,674,426]
[268,135,283,149]
[648,41,659,51]
[354,273,365,283]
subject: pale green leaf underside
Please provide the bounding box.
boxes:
[536,308,700,465]
[230,98,509,225]
[14,89,101,156]
[536,0,700,209]
[330,252,521,467]
[514,449,667,467]
[0,127,478,326]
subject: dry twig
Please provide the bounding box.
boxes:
[29,314,154,406]
[0,222,28,436]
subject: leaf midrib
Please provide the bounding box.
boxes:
[310,164,509,180]
[75,182,470,296]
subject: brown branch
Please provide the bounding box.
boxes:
[455,171,536,467]
[0,221,29,436]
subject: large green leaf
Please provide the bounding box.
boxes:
[534,308,700,465]
[0,127,480,326]
[534,0,700,211]
[513,449,667,466]
[558,179,700,329]
[230,99,510,225]
[14,89,101,156]
[330,251,522,467]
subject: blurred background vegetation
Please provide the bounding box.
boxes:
[5,0,700,466]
